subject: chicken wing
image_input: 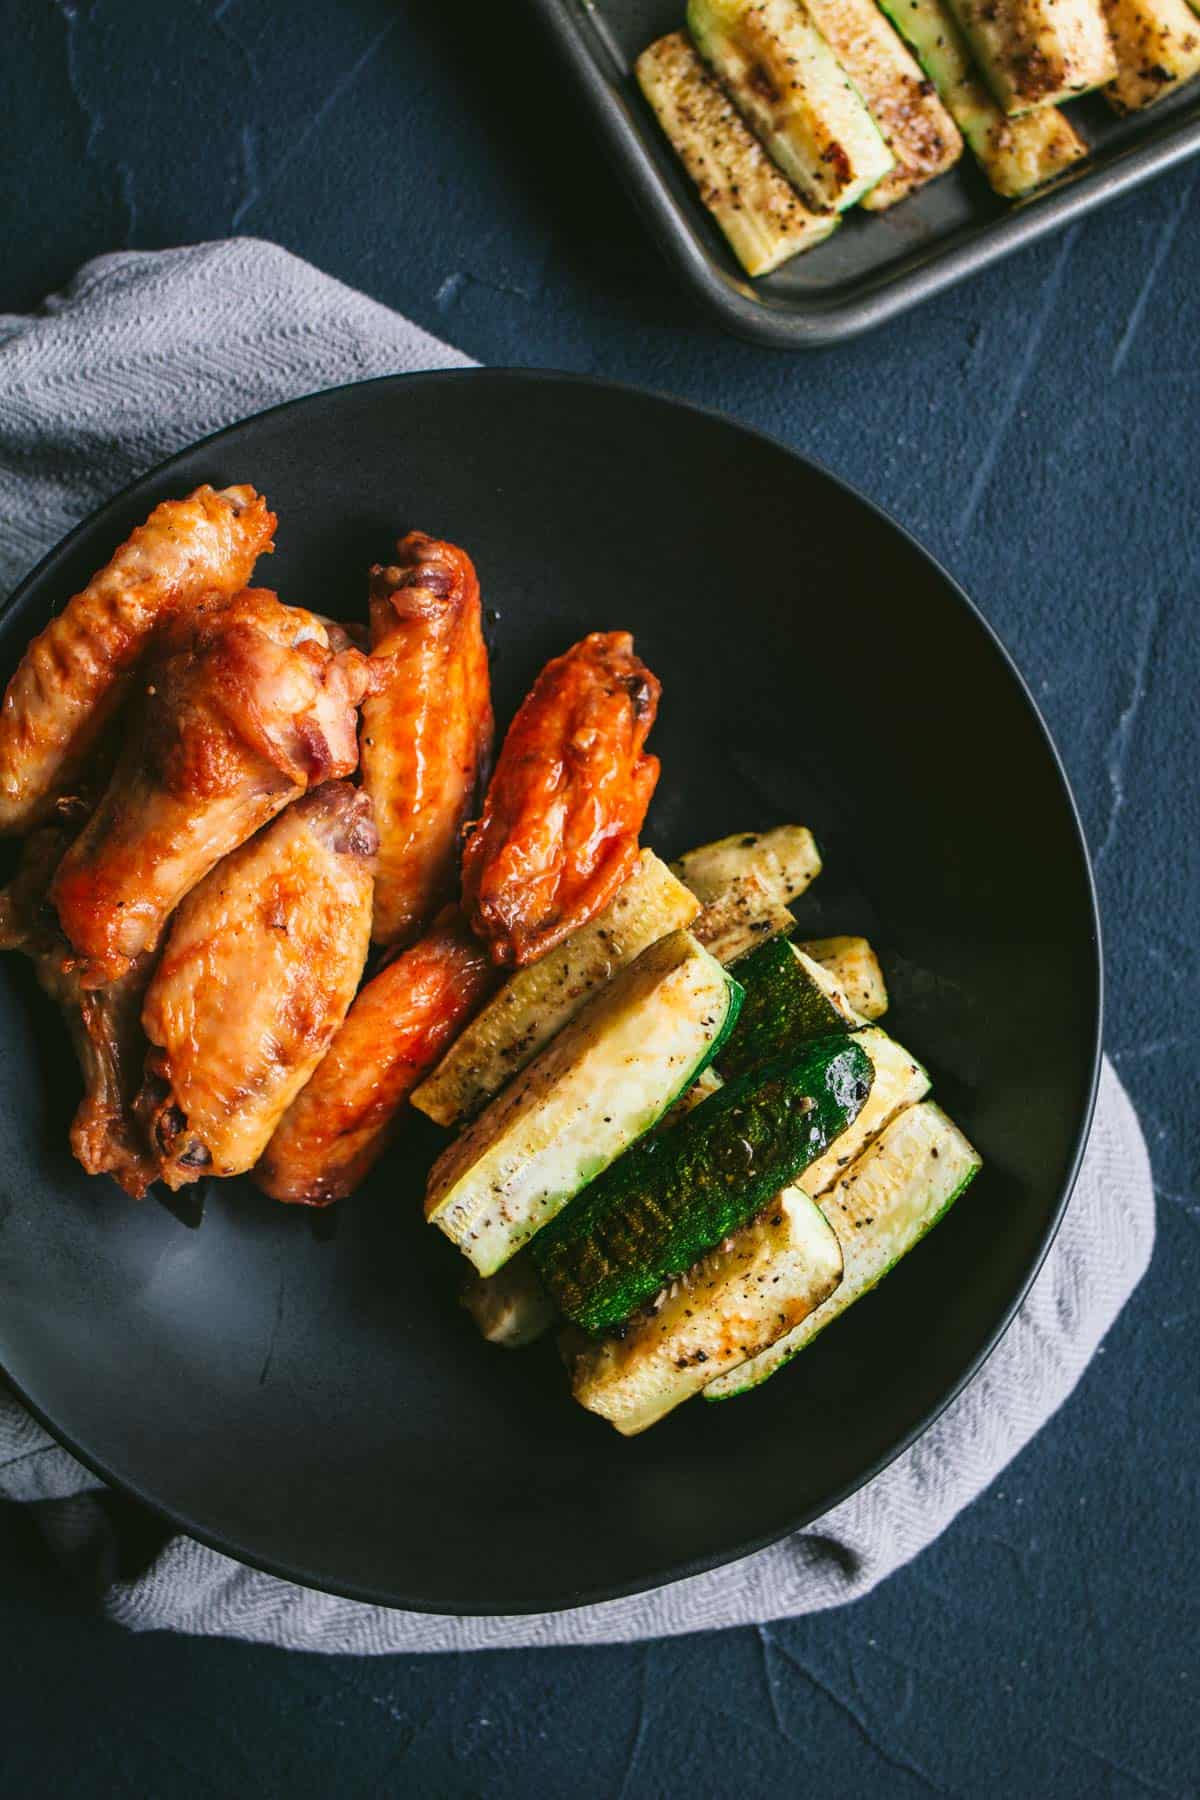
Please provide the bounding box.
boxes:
[256,906,497,1204]
[135,782,377,1188]
[0,825,158,1196]
[360,533,492,947]
[0,484,275,834]
[460,631,661,968]
[50,588,372,987]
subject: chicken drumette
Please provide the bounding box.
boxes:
[461,631,661,967]
[360,533,492,947]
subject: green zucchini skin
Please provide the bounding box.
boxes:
[719,939,857,1079]
[532,1036,873,1336]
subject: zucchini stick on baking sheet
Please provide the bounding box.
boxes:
[687,0,895,211]
[944,0,1116,113]
[636,32,838,276]
[1100,0,1200,110]
[800,0,963,207]
[878,0,1089,195]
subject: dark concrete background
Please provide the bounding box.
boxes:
[1,1,1197,1793]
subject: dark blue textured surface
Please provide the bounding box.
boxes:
[1,1,1197,1792]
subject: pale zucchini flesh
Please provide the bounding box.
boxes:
[705,1100,981,1397]
[878,0,1089,195]
[672,824,821,905]
[1101,0,1200,110]
[800,0,963,208]
[798,1026,930,1197]
[692,866,797,964]
[411,850,698,1128]
[464,1062,728,1347]
[800,934,888,1020]
[567,1184,843,1434]
[424,930,740,1276]
[687,0,895,211]
[944,0,1116,112]
[637,32,839,275]
[460,1255,556,1349]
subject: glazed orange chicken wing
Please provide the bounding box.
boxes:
[0,484,275,834]
[461,631,661,967]
[360,533,492,946]
[50,589,372,987]
[0,826,158,1196]
[256,907,497,1204]
[135,782,377,1189]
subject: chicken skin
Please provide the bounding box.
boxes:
[360,533,492,947]
[461,631,661,967]
[256,907,497,1205]
[0,484,275,834]
[135,782,378,1189]
[0,825,158,1196]
[50,588,372,987]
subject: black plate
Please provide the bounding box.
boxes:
[531,0,1200,346]
[0,372,1100,1614]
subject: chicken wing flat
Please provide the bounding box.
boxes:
[460,631,661,968]
[0,826,158,1196]
[50,588,372,987]
[256,906,497,1205]
[0,484,275,834]
[360,533,492,947]
[135,782,378,1188]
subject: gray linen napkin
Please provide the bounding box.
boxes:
[0,242,1156,1652]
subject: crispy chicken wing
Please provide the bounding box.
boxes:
[360,533,492,947]
[256,906,497,1204]
[135,782,377,1189]
[0,825,158,1195]
[0,484,275,834]
[460,631,661,967]
[50,588,372,988]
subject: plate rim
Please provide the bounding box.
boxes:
[0,367,1103,1615]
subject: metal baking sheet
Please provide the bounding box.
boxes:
[529,0,1200,345]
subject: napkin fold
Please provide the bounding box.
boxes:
[0,242,1155,1652]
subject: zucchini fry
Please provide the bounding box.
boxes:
[461,1256,557,1349]
[944,0,1116,112]
[532,1036,873,1335]
[687,0,895,211]
[800,0,963,207]
[878,0,1089,194]
[799,934,888,1019]
[705,1100,981,1397]
[691,866,797,962]
[671,823,821,904]
[637,32,838,275]
[425,930,741,1276]
[1101,0,1200,109]
[566,1186,842,1434]
[412,850,698,1129]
